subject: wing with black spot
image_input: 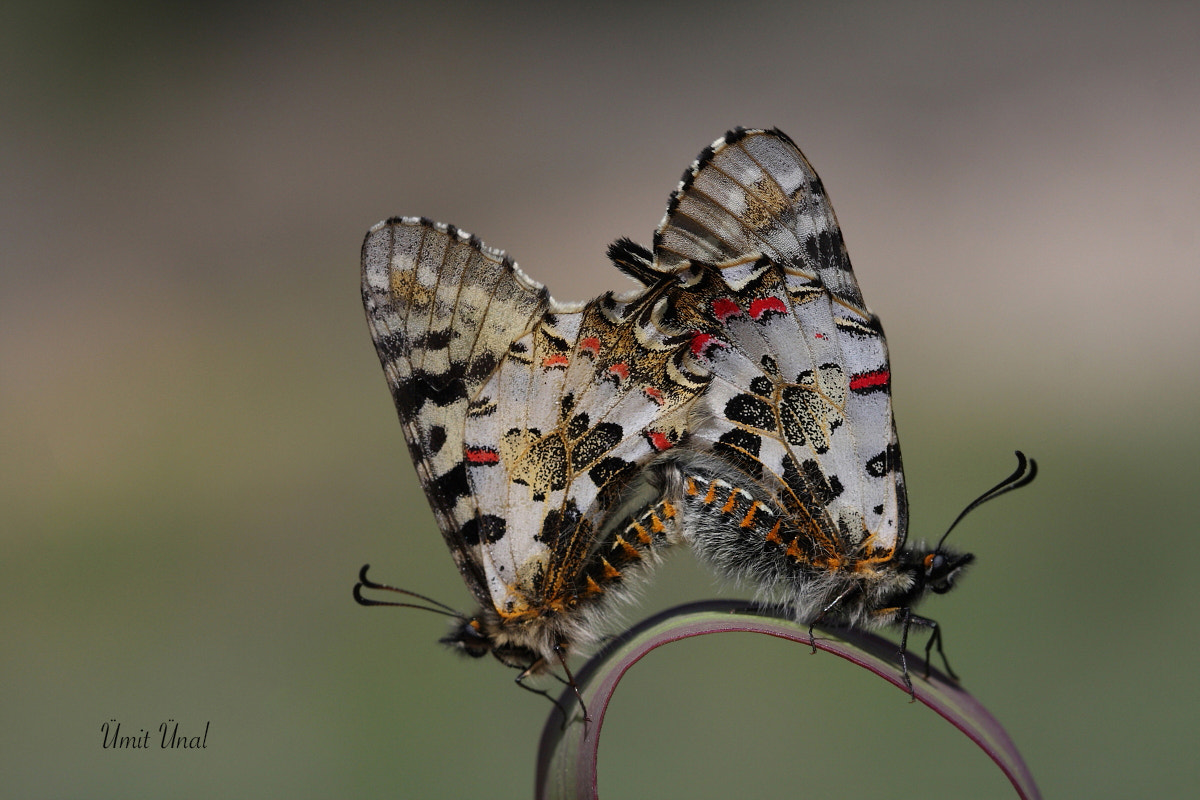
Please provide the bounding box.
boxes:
[362,217,550,606]
[653,129,908,564]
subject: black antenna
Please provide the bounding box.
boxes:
[353,564,463,619]
[935,451,1038,553]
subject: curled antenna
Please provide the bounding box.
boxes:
[935,451,1038,553]
[353,564,462,619]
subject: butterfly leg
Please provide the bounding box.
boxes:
[501,648,589,727]
[807,584,861,653]
[554,642,590,726]
[509,657,572,720]
[896,608,918,701]
[909,611,957,682]
[896,609,956,701]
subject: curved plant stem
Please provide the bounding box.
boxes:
[535,600,1041,800]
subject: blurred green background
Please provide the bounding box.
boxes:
[3,1,1197,797]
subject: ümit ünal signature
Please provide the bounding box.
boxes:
[100,719,209,749]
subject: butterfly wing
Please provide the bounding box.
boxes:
[655,128,908,567]
[363,216,708,626]
[463,279,709,622]
[361,217,551,607]
[363,129,905,631]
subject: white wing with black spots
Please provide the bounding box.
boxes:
[361,128,994,679]
[650,129,907,569]
[362,215,706,662]
[362,218,553,608]
[463,277,708,623]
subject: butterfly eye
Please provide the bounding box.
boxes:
[924,553,946,575]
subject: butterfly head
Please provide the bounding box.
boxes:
[917,546,975,596]
[916,551,974,594]
[874,543,974,612]
[440,617,494,658]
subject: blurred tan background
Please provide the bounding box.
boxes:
[3,1,1197,797]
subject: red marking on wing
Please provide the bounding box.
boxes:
[849,369,890,391]
[689,332,726,358]
[466,448,500,465]
[815,332,828,340]
[542,353,569,369]
[646,430,674,452]
[711,298,742,323]
[643,386,665,405]
[579,337,601,357]
[749,296,788,320]
[608,362,630,381]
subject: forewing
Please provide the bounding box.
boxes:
[656,129,907,561]
[361,217,549,606]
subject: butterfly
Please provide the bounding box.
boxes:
[357,214,706,688]
[357,127,1035,695]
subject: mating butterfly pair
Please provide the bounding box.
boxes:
[356,128,1034,695]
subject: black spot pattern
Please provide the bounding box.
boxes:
[781,454,807,504]
[567,411,591,440]
[572,422,624,471]
[778,385,813,449]
[803,229,850,274]
[588,456,638,510]
[375,331,407,363]
[725,392,775,431]
[799,458,843,506]
[414,328,452,349]
[461,514,507,546]
[779,454,840,510]
[431,461,471,505]
[542,330,570,352]
[536,499,583,549]
[428,425,446,454]
[395,372,467,418]
[465,352,500,382]
[865,445,900,478]
[714,428,764,480]
[521,437,568,500]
